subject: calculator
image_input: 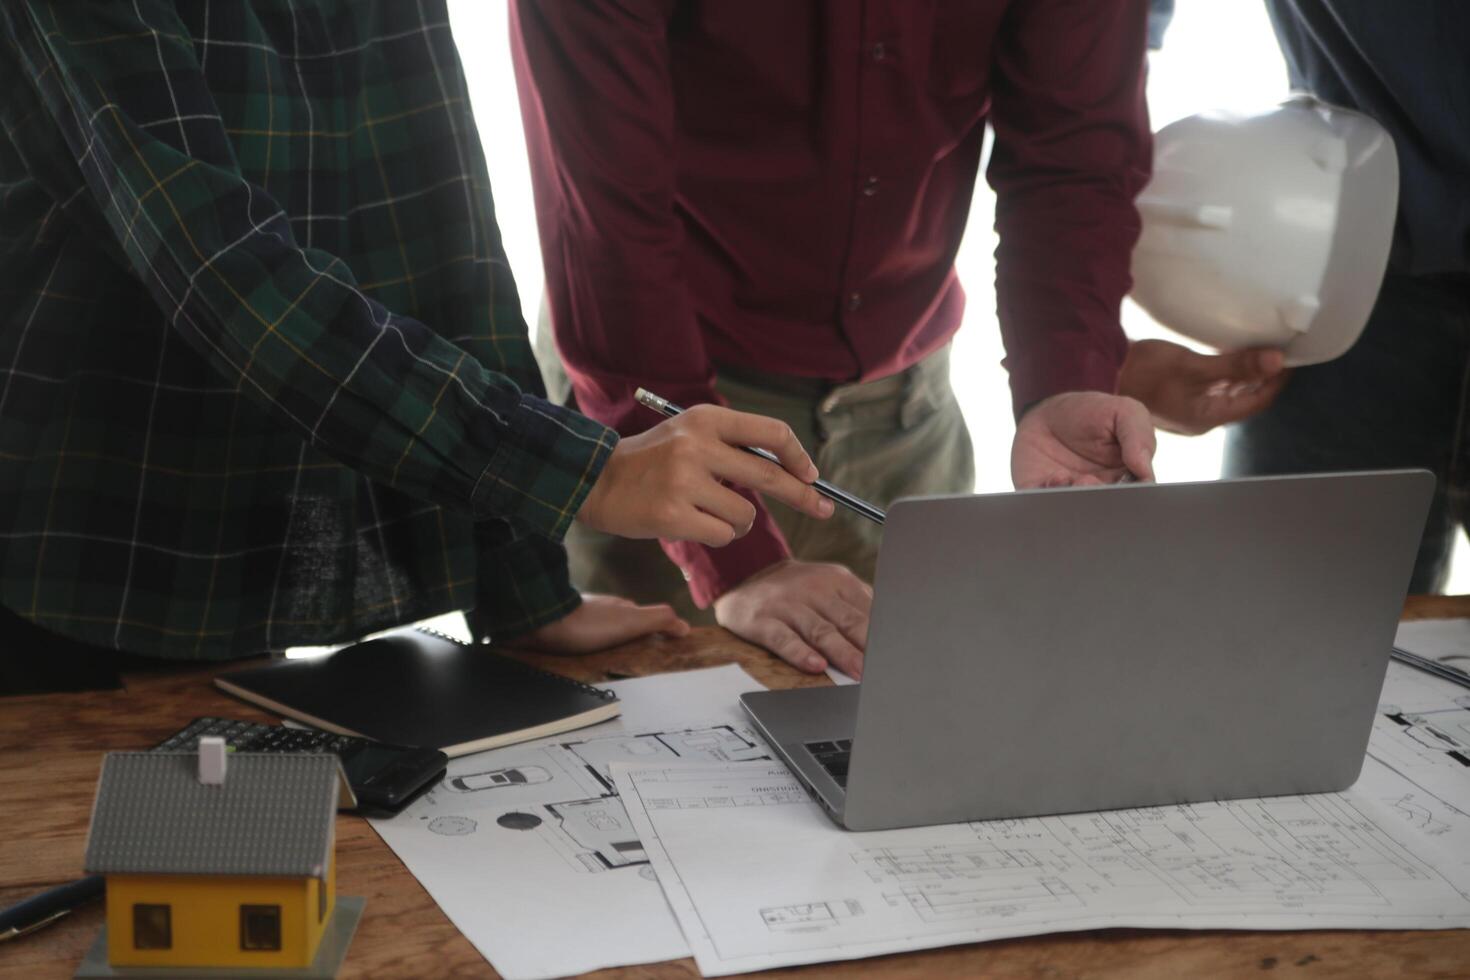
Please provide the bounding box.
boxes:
[154,717,447,815]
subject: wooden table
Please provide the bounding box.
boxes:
[4,596,1469,979]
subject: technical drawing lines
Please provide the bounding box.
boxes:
[1054,795,1430,907]
[845,794,1447,921]
[884,877,1083,923]
[760,900,864,932]
[559,724,769,795]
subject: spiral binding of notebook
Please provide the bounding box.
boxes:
[413,625,618,701]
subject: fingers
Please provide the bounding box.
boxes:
[677,507,747,548]
[515,597,689,655]
[1115,397,1157,482]
[756,621,828,673]
[813,586,871,646]
[798,614,863,680]
[618,602,692,641]
[707,443,834,519]
[704,408,819,483]
[668,406,833,521]
[837,576,874,610]
[579,602,692,651]
[1250,348,1287,377]
[1198,368,1291,428]
[759,582,867,679]
[809,593,869,679]
[712,561,875,677]
[692,481,759,537]
[1189,346,1287,384]
[1217,359,1290,400]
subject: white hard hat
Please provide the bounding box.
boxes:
[1129,96,1398,366]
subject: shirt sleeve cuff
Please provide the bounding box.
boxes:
[470,393,618,541]
[466,527,582,642]
[660,495,792,607]
[1004,342,1127,420]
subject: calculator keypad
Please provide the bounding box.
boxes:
[155,716,363,756]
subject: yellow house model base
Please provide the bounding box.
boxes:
[75,895,365,980]
[105,871,335,969]
[80,751,361,978]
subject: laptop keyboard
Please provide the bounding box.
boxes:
[804,739,853,787]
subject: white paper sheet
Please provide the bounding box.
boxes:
[1396,619,1470,669]
[615,758,1470,976]
[1358,755,1470,874]
[369,665,768,980]
[1369,661,1470,831]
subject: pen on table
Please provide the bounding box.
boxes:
[634,388,886,525]
[1390,646,1470,690]
[0,874,104,943]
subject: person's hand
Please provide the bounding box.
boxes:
[1118,339,1288,435]
[509,594,690,655]
[713,560,872,678]
[577,405,834,547]
[1011,391,1157,488]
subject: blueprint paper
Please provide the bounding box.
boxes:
[1381,656,1470,714]
[1396,619,1470,669]
[614,760,1470,976]
[1369,661,1470,835]
[1359,756,1470,875]
[369,665,769,980]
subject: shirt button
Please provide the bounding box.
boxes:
[871,42,887,62]
[847,292,863,312]
[862,176,880,197]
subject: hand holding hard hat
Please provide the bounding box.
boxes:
[1130,95,1399,366]
[1119,96,1398,435]
[1117,340,1287,436]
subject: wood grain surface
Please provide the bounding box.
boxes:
[1,597,1467,979]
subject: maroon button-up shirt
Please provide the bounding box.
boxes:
[511,0,1151,606]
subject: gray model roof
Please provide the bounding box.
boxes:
[85,752,340,877]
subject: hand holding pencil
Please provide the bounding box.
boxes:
[635,390,886,524]
[575,393,837,548]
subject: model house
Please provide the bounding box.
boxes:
[83,744,348,970]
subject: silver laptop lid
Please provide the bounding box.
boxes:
[841,470,1433,831]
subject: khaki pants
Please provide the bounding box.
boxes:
[537,326,975,624]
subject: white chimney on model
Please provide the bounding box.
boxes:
[198,735,228,785]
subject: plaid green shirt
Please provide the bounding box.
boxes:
[0,0,617,659]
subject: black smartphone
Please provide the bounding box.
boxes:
[154,717,446,816]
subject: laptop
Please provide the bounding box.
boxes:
[740,470,1434,831]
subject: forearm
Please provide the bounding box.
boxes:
[6,0,616,538]
[987,0,1151,418]
[467,520,581,641]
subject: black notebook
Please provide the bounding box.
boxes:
[215,628,620,757]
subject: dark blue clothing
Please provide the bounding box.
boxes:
[1225,274,1470,593]
[1265,0,1470,278]
[1148,0,1173,50]
[1223,4,1470,594]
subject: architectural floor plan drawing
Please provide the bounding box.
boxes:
[366,656,1470,979]
[861,793,1439,916]
[1370,662,1470,837]
[370,665,768,980]
[428,720,769,873]
[614,761,1470,976]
